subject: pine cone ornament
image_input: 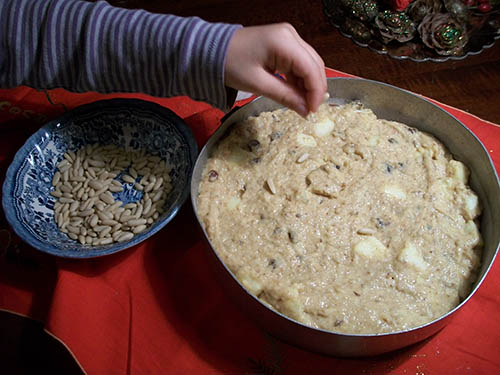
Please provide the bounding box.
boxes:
[444,0,469,24]
[374,10,417,43]
[341,0,379,22]
[407,0,443,23]
[418,13,468,55]
[342,17,373,42]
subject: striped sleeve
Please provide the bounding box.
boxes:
[0,0,242,110]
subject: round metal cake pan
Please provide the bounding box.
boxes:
[190,77,500,357]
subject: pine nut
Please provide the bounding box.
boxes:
[52,143,173,246]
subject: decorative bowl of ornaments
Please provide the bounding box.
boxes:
[323,0,500,62]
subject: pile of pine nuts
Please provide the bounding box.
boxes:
[51,143,172,246]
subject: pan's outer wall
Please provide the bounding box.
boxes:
[190,78,500,357]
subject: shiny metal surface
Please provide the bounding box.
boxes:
[190,78,500,357]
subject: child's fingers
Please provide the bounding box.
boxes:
[224,23,327,115]
[275,39,326,113]
[252,69,309,117]
[286,25,327,109]
[289,26,326,82]
[299,41,327,110]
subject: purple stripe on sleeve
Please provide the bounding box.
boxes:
[164,16,184,95]
[1,2,11,86]
[10,1,23,86]
[0,2,9,85]
[53,0,72,86]
[137,13,159,94]
[99,6,119,92]
[110,8,129,91]
[0,1,6,78]
[85,2,107,90]
[25,1,43,84]
[63,0,80,86]
[122,10,138,91]
[4,1,14,85]
[46,0,64,86]
[218,24,241,107]
[22,0,36,85]
[126,10,146,92]
[151,14,170,96]
[120,9,137,91]
[33,1,47,88]
[14,1,27,86]
[209,25,229,106]
[71,1,88,89]
[191,22,213,103]
[183,19,204,100]
[196,21,218,103]
[129,11,142,92]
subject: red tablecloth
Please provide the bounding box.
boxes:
[1,69,499,374]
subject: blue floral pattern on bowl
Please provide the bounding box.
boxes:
[2,99,198,258]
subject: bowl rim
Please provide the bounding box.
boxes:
[191,77,500,340]
[2,98,198,258]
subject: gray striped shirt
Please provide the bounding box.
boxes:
[0,0,241,109]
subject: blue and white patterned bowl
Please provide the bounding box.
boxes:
[2,98,198,258]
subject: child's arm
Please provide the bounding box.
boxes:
[0,0,240,109]
[1,0,326,115]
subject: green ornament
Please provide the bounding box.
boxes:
[342,0,379,22]
[436,23,464,47]
[374,10,417,43]
[418,13,468,56]
[342,18,372,42]
[382,10,412,30]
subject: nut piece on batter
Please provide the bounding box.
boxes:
[197,102,482,334]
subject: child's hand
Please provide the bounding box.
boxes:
[225,23,327,117]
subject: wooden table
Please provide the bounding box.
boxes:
[112,0,500,124]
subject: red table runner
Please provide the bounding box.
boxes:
[1,69,499,374]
